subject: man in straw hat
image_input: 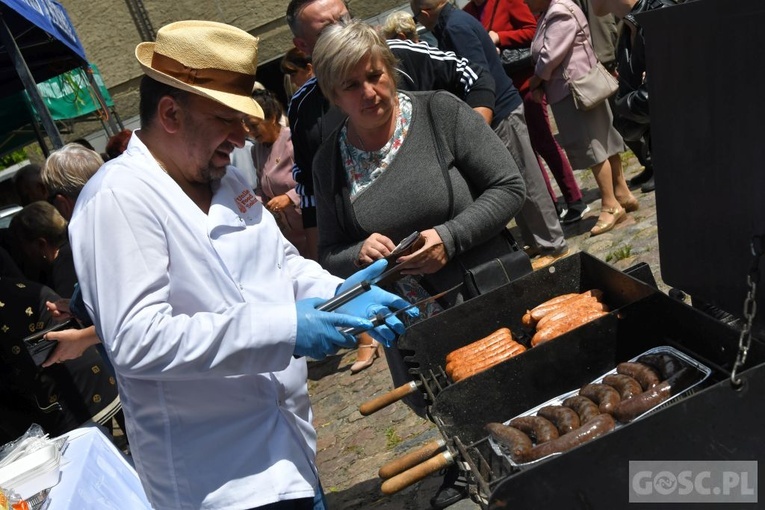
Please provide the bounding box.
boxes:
[69,20,414,510]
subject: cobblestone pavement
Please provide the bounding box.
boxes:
[308,153,666,509]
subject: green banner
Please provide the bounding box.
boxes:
[0,64,114,155]
[31,64,114,120]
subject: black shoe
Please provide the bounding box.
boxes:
[640,176,656,193]
[630,167,654,187]
[430,465,467,509]
[555,200,567,218]
[560,202,591,225]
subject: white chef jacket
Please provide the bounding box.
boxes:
[69,133,342,510]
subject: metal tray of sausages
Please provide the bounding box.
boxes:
[489,346,712,467]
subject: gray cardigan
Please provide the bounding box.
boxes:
[314,90,526,296]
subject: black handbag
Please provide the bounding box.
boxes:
[500,48,533,75]
[489,0,533,75]
[461,231,532,298]
[426,95,532,300]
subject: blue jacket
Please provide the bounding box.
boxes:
[433,2,522,126]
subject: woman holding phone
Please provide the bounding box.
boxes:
[311,20,525,313]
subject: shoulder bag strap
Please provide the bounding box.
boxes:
[488,0,500,30]
[426,93,455,219]
[563,2,598,64]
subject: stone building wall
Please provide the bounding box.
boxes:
[59,0,407,142]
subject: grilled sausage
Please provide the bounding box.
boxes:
[612,367,701,423]
[446,334,516,371]
[535,299,610,331]
[524,413,615,462]
[446,328,511,364]
[450,344,523,381]
[582,288,605,301]
[579,383,621,413]
[616,362,661,390]
[528,293,580,322]
[508,416,560,444]
[531,310,608,347]
[526,290,604,326]
[485,423,532,463]
[612,381,671,423]
[446,335,517,376]
[603,374,643,400]
[536,405,581,434]
[451,342,526,381]
[562,395,601,424]
[637,353,684,380]
[445,328,512,364]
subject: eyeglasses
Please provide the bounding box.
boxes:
[412,8,422,22]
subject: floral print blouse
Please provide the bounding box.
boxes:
[340,92,412,200]
[338,92,443,320]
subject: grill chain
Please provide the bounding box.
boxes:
[731,234,765,386]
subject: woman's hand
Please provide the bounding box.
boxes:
[357,233,397,267]
[397,229,448,275]
[266,194,293,213]
[529,75,546,104]
[489,30,500,46]
[46,299,73,322]
[531,87,545,104]
[41,326,101,367]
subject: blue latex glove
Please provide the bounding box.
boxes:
[336,259,389,295]
[294,298,373,359]
[336,260,420,347]
[337,286,418,347]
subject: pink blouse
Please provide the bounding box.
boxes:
[531,0,598,104]
[252,127,307,255]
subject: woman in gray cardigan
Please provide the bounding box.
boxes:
[312,19,526,313]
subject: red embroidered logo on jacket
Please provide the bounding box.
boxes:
[235,189,258,213]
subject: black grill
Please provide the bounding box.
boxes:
[383,252,765,508]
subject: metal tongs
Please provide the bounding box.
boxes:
[339,282,463,336]
[316,231,423,313]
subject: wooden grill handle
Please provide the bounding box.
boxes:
[380,451,454,495]
[359,380,418,416]
[378,439,447,479]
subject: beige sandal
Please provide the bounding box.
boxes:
[618,195,640,213]
[590,206,626,236]
[350,339,381,374]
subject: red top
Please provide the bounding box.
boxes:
[463,0,538,95]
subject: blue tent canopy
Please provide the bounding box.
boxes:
[2,0,86,59]
[0,0,88,98]
[0,0,120,156]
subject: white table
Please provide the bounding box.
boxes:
[45,426,152,509]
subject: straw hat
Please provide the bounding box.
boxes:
[135,20,264,119]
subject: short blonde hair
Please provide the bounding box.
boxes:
[381,11,418,41]
[42,143,104,199]
[312,19,399,102]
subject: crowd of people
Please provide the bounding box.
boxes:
[0,0,670,508]
[1,143,122,445]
